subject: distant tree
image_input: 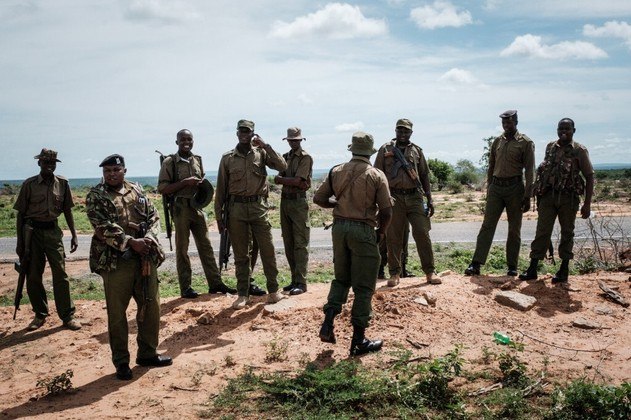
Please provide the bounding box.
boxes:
[428,158,454,191]
[479,136,495,172]
[454,159,480,186]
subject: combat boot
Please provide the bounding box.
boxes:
[377,265,385,279]
[350,325,383,356]
[552,259,569,284]
[319,307,339,343]
[518,259,539,281]
[464,261,481,276]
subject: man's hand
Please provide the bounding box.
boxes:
[70,235,78,253]
[580,203,591,219]
[274,175,282,185]
[217,220,226,233]
[521,197,531,213]
[251,134,267,148]
[16,245,24,260]
[129,237,153,256]
[426,201,435,217]
[182,176,202,187]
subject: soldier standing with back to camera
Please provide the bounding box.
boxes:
[158,129,236,298]
[465,110,535,277]
[274,127,313,295]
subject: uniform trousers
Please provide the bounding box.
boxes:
[280,197,310,286]
[530,190,580,260]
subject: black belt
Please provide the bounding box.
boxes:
[334,218,370,226]
[281,192,307,199]
[29,220,56,229]
[233,195,260,203]
[492,176,522,186]
[390,187,418,195]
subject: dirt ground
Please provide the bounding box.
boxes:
[0,253,629,419]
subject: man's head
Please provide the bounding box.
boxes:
[284,126,304,151]
[347,131,377,157]
[557,118,576,145]
[236,119,255,145]
[99,154,126,189]
[500,110,518,135]
[35,148,60,177]
[176,129,194,155]
[395,118,413,144]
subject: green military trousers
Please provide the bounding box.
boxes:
[387,193,434,275]
[280,197,310,286]
[324,220,380,329]
[472,182,524,269]
[530,190,580,260]
[27,224,75,322]
[101,256,160,368]
[228,198,279,296]
[173,202,223,293]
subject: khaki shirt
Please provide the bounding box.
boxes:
[157,153,204,199]
[488,131,535,196]
[215,144,287,219]
[314,156,392,227]
[280,147,313,193]
[374,141,429,190]
[14,174,74,222]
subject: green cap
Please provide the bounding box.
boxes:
[191,178,214,209]
[237,119,255,131]
[34,148,61,162]
[396,118,413,130]
[347,132,377,156]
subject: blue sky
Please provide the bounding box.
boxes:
[1,0,630,178]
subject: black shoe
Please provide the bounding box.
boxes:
[464,263,480,276]
[249,284,267,296]
[181,287,199,299]
[209,282,237,294]
[350,338,383,356]
[289,284,307,295]
[116,363,133,380]
[319,322,336,343]
[518,271,537,281]
[282,283,296,292]
[136,355,173,367]
[377,266,385,279]
[507,268,518,276]
[401,269,416,278]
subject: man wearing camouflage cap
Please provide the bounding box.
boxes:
[273,127,313,295]
[14,148,81,331]
[158,129,236,299]
[465,110,535,277]
[374,118,440,286]
[314,132,392,356]
[215,120,288,310]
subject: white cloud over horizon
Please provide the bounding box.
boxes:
[335,121,365,132]
[584,20,631,49]
[410,1,473,29]
[500,34,608,60]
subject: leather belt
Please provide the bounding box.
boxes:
[233,195,260,203]
[492,176,522,186]
[28,220,56,229]
[390,187,418,195]
[281,192,307,199]
[334,217,369,226]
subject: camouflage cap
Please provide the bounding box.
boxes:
[499,110,518,119]
[284,127,304,140]
[34,148,61,162]
[99,154,125,167]
[237,119,255,131]
[396,118,413,130]
[347,131,377,156]
[191,178,214,209]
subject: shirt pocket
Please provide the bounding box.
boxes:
[31,193,46,206]
[508,144,523,163]
[252,160,267,178]
[53,192,64,212]
[229,165,246,182]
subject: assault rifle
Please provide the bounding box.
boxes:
[155,150,173,251]
[219,201,231,273]
[389,145,430,216]
[13,224,34,319]
[126,221,152,323]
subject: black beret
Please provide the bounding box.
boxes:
[499,110,518,118]
[99,154,125,167]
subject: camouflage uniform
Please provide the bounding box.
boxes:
[87,180,165,368]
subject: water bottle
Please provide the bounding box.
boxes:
[493,331,511,345]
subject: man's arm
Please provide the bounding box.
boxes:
[214,156,228,231]
[274,175,309,190]
[377,207,393,242]
[254,137,288,172]
[63,208,78,253]
[15,213,25,258]
[313,173,336,209]
[581,173,594,219]
[487,137,498,186]
[522,140,536,212]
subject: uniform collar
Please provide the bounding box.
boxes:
[553,139,576,149]
[351,156,372,164]
[175,152,196,163]
[36,174,56,184]
[499,130,524,141]
[288,148,304,157]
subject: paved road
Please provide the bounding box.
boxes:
[1,216,628,262]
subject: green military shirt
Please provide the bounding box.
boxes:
[488,130,535,196]
[374,141,429,190]
[157,153,205,199]
[13,174,74,221]
[314,156,392,227]
[280,147,313,193]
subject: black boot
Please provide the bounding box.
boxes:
[319,308,339,343]
[464,261,481,276]
[401,262,415,278]
[377,265,385,280]
[518,259,538,281]
[552,259,569,284]
[350,325,383,356]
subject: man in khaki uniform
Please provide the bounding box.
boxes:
[274,127,313,295]
[314,132,392,356]
[158,129,236,298]
[215,120,288,309]
[520,118,594,283]
[465,110,535,277]
[14,148,81,331]
[374,118,440,286]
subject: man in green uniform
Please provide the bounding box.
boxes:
[14,148,81,331]
[374,118,440,286]
[215,120,288,310]
[465,110,535,277]
[314,132,392,356]
[519,118,594,283]
[87,154,172,381]
[274,127,313,295]
[158,129,236,298]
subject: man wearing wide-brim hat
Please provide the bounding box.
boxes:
[314,131,393,356]
[13,148,81,331]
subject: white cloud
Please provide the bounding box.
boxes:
[584,21,631,49]
[269,3,387,39]
[410,1,473,30]
[500,34,608,60]
[335,121,364,132]
[439,68,477,84]
[125,0,200,24]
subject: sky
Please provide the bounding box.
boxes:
[1,0,631,178]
